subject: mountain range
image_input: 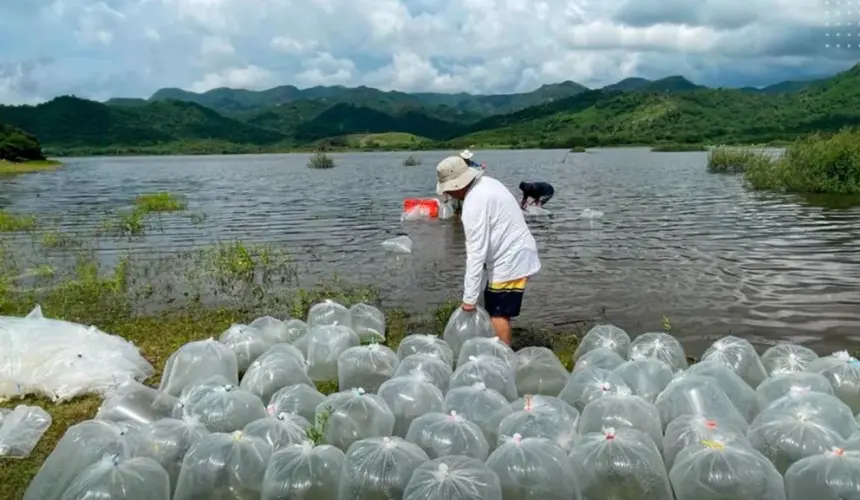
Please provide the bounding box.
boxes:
[0,67,857,156]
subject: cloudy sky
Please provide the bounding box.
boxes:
[0,0,856,103]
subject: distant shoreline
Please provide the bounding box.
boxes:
[0,159,63,174]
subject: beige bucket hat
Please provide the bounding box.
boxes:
[436,156,480,195]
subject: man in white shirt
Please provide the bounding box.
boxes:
[436,156,541,345]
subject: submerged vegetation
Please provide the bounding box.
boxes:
[706,146,770,174]
[402,155,421,166]
[307,152,336,169]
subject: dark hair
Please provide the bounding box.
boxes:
[519,182,526,191]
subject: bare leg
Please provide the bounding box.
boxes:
[491,316,513,345]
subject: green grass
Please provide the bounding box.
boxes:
[651,143,706,152]
[346,132,429,149]
[133,192,188,212]
[0,211,37,232]
[307,152,336,169]
[706,146,769,173]
[570,146,587,153]
[402,155,421,166]
[0,159,62,175]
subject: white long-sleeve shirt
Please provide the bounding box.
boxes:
[460,175,541,304]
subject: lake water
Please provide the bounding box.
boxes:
[2,148,860,353]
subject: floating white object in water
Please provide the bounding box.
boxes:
[579,208,603,219]
[523,206,551,216]
[382,235,413,254]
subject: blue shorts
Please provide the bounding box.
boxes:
[484,277,527,318]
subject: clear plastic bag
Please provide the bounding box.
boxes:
[629,332,687,371]
[220,324,275,373]
[316,388,395,451]
[761,342,819,375]
[267,384,325,423]
[395,354,453,392]
[612,358,674,403]
[486,434,581,500]
[97,380,182,425]
[457,337,517,371]
[573,347,625,372]
[403,455,502,500]
[762,390,856,439]
[662,414,750,469]
[243,413,311,451]
[684,360,760,423]
[700,335,767,388]
[133,417,209,496]
[159,339,239,397]
[173,430,273,500]
[497,398,580,451]
[756,371,834,410]
[558,367,630,412]
[513,346,568,397]
[240,347,312,402]
[261,441,345,500]
[249,316,291,344]
[748,406,845,473]
[349,303,386,343]
[523,205,551,216]
[573,324,630,361]
[179,376,268,433]
[784,448,860,500]
[378,374,445,437]
[654,375,748,431]
[0,404,51,458]
[282,319,308,344]
[670,439,786,500]
[307,299,352,328]
[305,325,361,382]
[405,411,490,461]
[396,334,454,366]
[806,351,860,414]
[450,354,518,402]
[578,393,663,448]
[382,235,414,254]
[338,436,430,500]
[337,344,399,393]
[569,427,672,500]
[443,383,513,446]
[24,419,141,500]
[442,307,495,358]
[59,454,170,500]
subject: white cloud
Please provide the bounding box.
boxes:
[190,65,273,91]
[270,36,317,53]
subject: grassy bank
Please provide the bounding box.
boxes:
[0,159,62,175]
[652,143,707,152]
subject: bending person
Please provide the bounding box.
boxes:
[460,149,486,170]
[519,181,555,209]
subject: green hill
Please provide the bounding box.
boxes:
[0,123,45,162]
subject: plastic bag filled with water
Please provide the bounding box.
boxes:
[573,324,630,361]
[629,332,687,371]
[240,347,312,403]
[578,392,663,448]
[133,417,209,496]
[159,339,239,396]
[569,427,672,500]
[762,342,819,375]
[179,376,268,433]
[249,316,292,344]
[756,371,834,409]
[220,324,276,373]
[349,303,386,343]
[457,336,517,370]
[684,360,760,423]
[558,367,630,412]
[382,234,414,254]
[173,430,272,500]
[761,390,856,439]
[316,388,395,451]
[24,419,141,500]
[0,404,51,458]
[450,354,518,401]
[654,375,748,431]
[378,374,445,437]
[573,347,625,372]
[700,335,767,388]
[670,439,786,500]
[661,414,750,469]
[338,436,429,500]
[261,441,345,500]
[442,307,495,358]
[403,455,502,500]
[60,454,170,500]
[497,398,580,451]
[395,354,453,392]
[396,334,454,366]
[267,384,325,423]
[513,346,568,397]
[612,358,674,403]
[806,351,860,413]
[337,343,399,393]
[243,413,311,451]
[784,448,860,500]
[443,383,513,446]
[282,319,308,345]
[307,299,352,328]
[486,434,581,500]
[96,380,182,426]
[306,325,361,382]
[405,410,490,460]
